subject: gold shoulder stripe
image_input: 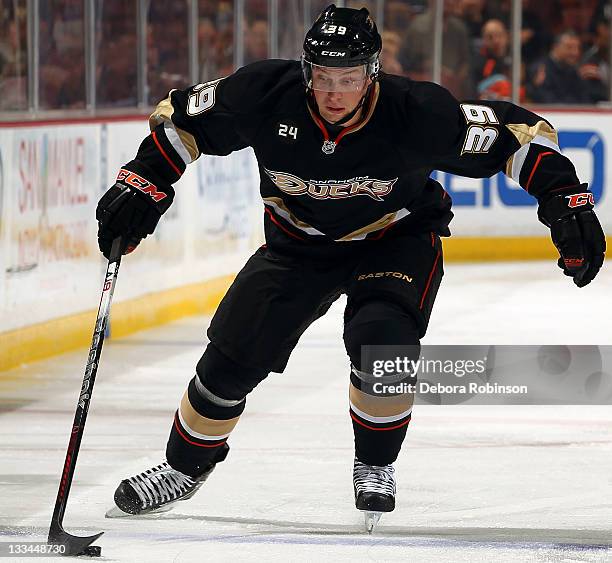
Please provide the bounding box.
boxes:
[149,90,175,128]
[150,90,200,162]
[505,121,559,178]
[506,121,558,147]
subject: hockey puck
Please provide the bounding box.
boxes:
[81,545,102,557]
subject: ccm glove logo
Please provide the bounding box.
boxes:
[116,169,168,202]
[566,192,595,208]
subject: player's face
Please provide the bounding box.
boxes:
[311,65,371,125]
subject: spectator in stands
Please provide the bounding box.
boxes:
[381,31,404,75]
[199,0,234,79]
[215,27,235,76]
[38,2,86,109]
[399,0,472,99]
[589,0,612,34]
[97,34,138,107]
[96,2,137,107]
[0,18,12,76]
[519,0,550,66]
[244,18,268,64]
[0,11,27,110]
[405,0,427,14]
[384,1,416,37]
[347,0,376,14]
[467,0,550,65]
[529,31,591,104]
[530,1,565,38]
[149,6,190,103]
[277,4,303,59]
[580,14,609,103]
[458,0,489,52]
[472,19,514,100]
[198,17,218,82]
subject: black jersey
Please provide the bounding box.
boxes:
[135,59,581,246]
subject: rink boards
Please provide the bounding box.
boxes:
[0,110,611,369]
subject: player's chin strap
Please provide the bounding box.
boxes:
[307,81,376,127]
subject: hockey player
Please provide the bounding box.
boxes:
[97,5,605,531]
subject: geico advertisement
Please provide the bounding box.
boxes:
[434,111,609,236]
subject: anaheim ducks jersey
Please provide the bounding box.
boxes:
[134,59,580,246]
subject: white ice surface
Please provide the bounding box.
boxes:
[1,261,612,562]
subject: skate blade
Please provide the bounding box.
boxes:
[105,504,174,519]
[362,511,382,534]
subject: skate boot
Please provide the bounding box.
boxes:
[353,458,396,533]
[106,444,229,517]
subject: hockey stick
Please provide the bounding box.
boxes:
[48,237,124,557]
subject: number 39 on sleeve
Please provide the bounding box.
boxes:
[187,78,223,116]
[460,103,499,154]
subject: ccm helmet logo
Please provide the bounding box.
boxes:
[321,51,346,57]
[566,192,594,208]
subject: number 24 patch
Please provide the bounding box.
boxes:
[278,123,298,141]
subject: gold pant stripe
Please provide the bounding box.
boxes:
[179,391,241,438]
[349,383,414,418]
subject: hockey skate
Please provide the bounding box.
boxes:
[106,444,228,518]
[353,458,396,533]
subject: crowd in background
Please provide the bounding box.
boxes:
[1,0,611,111]
[381,0,612,103]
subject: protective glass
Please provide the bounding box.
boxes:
[303,61,368,92]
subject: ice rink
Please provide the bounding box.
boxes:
[2,261,611,562]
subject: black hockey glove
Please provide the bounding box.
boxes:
[537,184,605,287]
[96,161,175,259]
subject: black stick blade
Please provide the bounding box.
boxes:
[48,521,103,557]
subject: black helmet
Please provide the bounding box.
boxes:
[302,4,382,78]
